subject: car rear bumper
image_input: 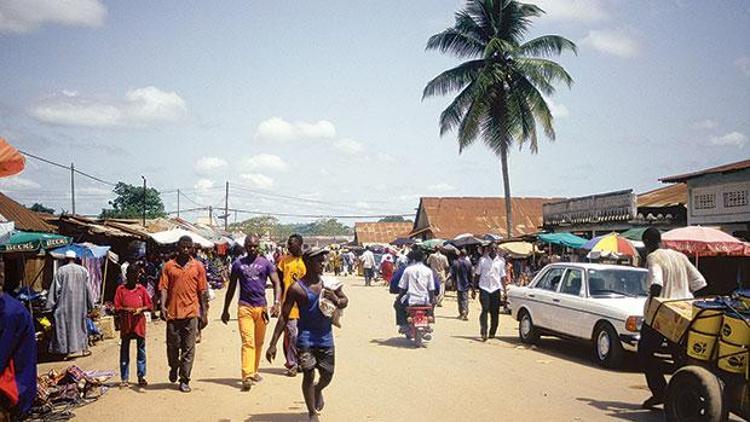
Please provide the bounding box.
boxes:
[619,333,640,352]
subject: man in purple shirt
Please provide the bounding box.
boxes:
[222,235,281,391]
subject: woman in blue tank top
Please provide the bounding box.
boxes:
[266,247,348,419]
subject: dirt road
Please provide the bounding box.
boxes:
[41,275,663,421]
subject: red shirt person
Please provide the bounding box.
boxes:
[114,265,152,387]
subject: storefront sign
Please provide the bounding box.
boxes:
[543,190,637,227]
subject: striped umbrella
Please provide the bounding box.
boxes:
[583,233,637,257]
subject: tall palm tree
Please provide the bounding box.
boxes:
[423,0,576,238]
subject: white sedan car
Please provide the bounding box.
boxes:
[509,263,648,368]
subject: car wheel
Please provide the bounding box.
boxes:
[593,322,624,369]
[519,310,539,344]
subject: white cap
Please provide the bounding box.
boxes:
[64,250,77,259]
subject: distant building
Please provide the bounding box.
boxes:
[661,159,750,239]
[354,221,413,246]
[409,197,559,240]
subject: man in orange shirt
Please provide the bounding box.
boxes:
[159,236,208,393]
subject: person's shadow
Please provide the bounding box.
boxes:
[244,412,310,422]
[576,398,663,421]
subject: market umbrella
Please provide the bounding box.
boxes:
[483,233,503,242]
[0,231,71,253]
[620,227,661,242]
[417,239,444,251]
[498,241,539,258]
[150,228,214,249]
[0,138,25,178]
[441,243,459,255]
[391,237,415,246]
[450,234,483,247]
[537,232,588,249]
[662,226,748,257]
[582,233,637,257]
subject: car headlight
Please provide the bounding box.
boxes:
[625,316,643,332]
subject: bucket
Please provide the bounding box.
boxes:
[721,312,750,346]
[717,339,749,374]
[691,301,726,335]
[687,330,719,361]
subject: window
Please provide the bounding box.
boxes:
[694,193,715,210]
[560,269,583,296]
[536,267,565,291]
[723,190,748,208]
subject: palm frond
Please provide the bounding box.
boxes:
[422,59,485,100]
[513,57,574,88]
[426,28,486,58]
[483,37,517,59]
[438,81,477,136]
[517,75,555,141]
[518,35,577,58]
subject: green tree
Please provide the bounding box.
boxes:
[29,203,55,214]
[229,216,281,237]
[378,216,406,223]
[423,0,575,237]
[100,182,167,219]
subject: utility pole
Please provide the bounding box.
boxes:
[209,206,213,225]
[141,175,147,226]
[224,181,229,231]
[70,163,76,215]
[177,189,180,218]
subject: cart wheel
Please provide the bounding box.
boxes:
[665,366,727,422]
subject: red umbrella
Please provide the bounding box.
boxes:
[662,226,748,257]
[0,138,25,177]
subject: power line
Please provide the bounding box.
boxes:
[19,149,118,187]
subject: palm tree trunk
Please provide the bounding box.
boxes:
[499,147,513,238]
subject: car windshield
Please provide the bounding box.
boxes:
[587,269,648,297]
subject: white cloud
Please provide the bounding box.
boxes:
[692,119,718,130]
[194,157,228,173]
[245,153,288,172]
[736,56,750,77]
[581,29,640,58]
[29,86,187,128]
[377,152,396,163]
[546,97,569,119]
[428,183,457,192]
[0,176,41,191]
[240,173,275,190]
[194,179,215,191]
[0,0,106,34]
[254,117,336,142]
[333,138,363,155]
[710,131,747,148]
[355,201,371,209]
[534,0,608,23]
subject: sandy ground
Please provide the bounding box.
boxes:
[39,275,669,422]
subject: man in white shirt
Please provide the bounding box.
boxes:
[473,244,506,342]
[395,249,436,332]
[360,247,376,287]
[639,227,706,409]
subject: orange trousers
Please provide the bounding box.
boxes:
[238,306,267,380]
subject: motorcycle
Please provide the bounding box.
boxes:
[405,306,434,347]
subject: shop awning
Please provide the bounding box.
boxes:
[498,241,540,258]
[49,243,111,259]
[0,231,71,253]
[537,232,587,249]
[150,228,214,248]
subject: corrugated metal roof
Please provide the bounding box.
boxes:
[411,197,560,239]
[660,159,750,183]
[637,184,687,207]
[0,192,56,232]
[354,221,413,245]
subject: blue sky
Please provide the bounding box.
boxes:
[0,0,748,223]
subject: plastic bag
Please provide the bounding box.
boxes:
[319,276,343,328]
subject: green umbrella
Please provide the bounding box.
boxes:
[0,231,71,253]
[417,239,445,251]
[620,227,661,242]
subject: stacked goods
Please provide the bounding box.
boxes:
[687,301,726,361]
[644,297,695,343]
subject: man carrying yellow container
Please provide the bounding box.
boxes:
[639,228,707,410]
